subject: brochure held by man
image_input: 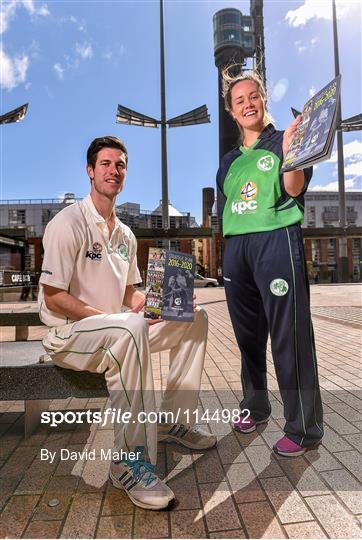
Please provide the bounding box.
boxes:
[281,75,341,172]
[144,248,195,322]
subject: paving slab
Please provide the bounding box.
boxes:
[0,284,361,538]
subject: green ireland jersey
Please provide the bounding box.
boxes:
[216,125,312,236]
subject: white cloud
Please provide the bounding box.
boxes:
[21,0,35,15]
[325,140,362,184]
[344,161,362,178]
[61,15,86,32]
[21,1,49,17]
[294,37,319,53]
[270,78,289,103]
[53,41,93,80]
[0,2,48,89]
[0,0,49,34]
[76,42,93,60]
[53,63,65,80]
[37,4,50,17]
[285,0,353,27]
[0,1,17,34]
[310,178,361,191]
[309,86,316,97]
[0,47,29,89]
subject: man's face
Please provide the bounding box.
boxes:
[87,147,127,200]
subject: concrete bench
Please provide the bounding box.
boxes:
[0,309,108,437]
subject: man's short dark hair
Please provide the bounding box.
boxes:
[86,136,128,168]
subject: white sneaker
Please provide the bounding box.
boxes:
[158,423,217,450]
[109,447,175,510]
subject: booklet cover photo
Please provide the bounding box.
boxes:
[282,75,341,172]
[144,248,195,323]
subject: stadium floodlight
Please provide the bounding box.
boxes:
[116,105,159,128]
[0,103,28,125]
[168,105,210,128]
[338,113,362,132]
[291,107,361,132]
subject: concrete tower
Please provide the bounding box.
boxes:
[213,3,266,160]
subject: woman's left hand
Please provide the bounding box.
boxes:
[282,114,302,158]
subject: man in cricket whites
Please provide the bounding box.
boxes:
[38,135,215,510]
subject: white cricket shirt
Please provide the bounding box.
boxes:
[38,194,141,327]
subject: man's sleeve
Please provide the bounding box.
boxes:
[39,218,79,291]
[127,233,142,285]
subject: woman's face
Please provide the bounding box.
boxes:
[230,79,265,132]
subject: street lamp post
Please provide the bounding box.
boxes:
[116,0,210,249]
[160,0,169,238]
[332,0,348,282]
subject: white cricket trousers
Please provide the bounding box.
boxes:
[42,308,208,464]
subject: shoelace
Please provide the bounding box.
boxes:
[128,459,156,487]
[174,424,200,436]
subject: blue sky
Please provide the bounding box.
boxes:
[1,0,361,223]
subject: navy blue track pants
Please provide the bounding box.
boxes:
[223,225,323,447]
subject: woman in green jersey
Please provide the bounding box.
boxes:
[217,69,323,457]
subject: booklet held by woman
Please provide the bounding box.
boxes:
[144,248,195,322]
[282,75,341,173]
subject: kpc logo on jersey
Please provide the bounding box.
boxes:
[231,181,258,214]
[85,242,103,261]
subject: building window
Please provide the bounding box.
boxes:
[327,238,336,264]
[42,209,59,226]
[151,215,163,229]
[312,240,321,264]
[220,12,241,25]
[347,206,357,225]
[352,238,361,251]
[306,206,316,227]
[322,206,338,225]
[170,240,181,251]
[8,209,26,225]
[221,29,241,43]
[242,36,253,48]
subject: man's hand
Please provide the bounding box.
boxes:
[124,285,164,325]
[146,294,198,325]
[123,285,145,313]
[146,317,164,326]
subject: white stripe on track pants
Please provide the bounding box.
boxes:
[42,308,208,464]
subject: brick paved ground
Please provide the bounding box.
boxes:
[0,284,361,538]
